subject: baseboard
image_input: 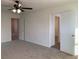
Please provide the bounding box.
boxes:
[60,50,75,56]
[1,40,11,43]
[24,40,50,48]
[51,46,75,56]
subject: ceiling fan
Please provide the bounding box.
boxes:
[8,0,33,13]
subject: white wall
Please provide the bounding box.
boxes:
[1,6,20,43]
[19,13,25,40]
[1,8,11,42]
[24,11,50,47]
[22,2,77,55]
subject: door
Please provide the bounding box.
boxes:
[11,18,19,40]
[54,16,60,49]
[60,11,75,55]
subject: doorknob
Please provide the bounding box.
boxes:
[72,35,75,38]
[72,35,75,37]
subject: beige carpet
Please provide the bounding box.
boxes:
[1,40,77,59]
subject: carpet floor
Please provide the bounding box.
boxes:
[1,40,77,59]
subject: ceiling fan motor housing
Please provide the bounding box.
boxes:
[15,1,19,3]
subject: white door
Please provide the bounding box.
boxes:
[60,11,75,55]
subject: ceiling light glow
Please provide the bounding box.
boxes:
[17,9,21,13]
[18,4,21,7]
[12,9,16,13]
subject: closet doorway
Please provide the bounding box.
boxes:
[54,16,60,50]
[11,18,19,40]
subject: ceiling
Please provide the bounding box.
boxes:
[1,0,77,10]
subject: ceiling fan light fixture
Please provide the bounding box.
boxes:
[12,9,16,13]
[18,4,21,7]
[9,0,32,14]
[17,9,21,13]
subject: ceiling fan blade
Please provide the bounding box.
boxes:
[22,7,32,10]
[8,9,12,10]
[14,4,16,7]
[21,9,24,12]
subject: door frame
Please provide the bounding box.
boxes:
[49,14,61,48]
